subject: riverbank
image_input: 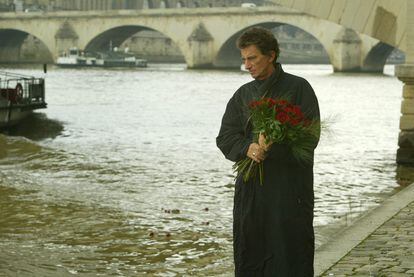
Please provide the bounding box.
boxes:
[316,182,414,276]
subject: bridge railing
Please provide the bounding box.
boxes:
[0,71,46,109]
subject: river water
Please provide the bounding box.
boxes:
[0,64,404,276]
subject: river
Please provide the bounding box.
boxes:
[0,64,403,276]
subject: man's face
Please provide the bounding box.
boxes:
[241,45,275,80]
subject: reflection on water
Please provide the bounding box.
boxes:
[0,64,407,275]
[1,113,64,140]
[0,186,231,276]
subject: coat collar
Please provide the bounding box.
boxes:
[254,63,284,98]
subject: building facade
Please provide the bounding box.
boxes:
[0,0,265,11]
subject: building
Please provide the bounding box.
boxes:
[0,0,266,11]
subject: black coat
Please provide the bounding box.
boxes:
[216,64,320,276]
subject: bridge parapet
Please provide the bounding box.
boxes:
[0,5,303,19]
[0,0,267,12]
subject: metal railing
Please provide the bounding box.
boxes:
[0,71,46,109]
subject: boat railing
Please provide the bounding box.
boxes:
[0,71,46,108]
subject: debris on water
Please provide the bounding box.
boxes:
[203,207,209,212]
[162,208,180,214]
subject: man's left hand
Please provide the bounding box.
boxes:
[258,133,272,152]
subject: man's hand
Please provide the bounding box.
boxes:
[247,143,266,163]
[258,133,273,152]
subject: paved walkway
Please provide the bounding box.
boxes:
[315,183,414,276]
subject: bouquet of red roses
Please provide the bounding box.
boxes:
[233,97,320,185]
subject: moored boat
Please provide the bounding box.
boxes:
[0,71,47,128]
[56,48,98,67]
[56,47,147,68]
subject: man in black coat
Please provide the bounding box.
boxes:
[216,27,320,276]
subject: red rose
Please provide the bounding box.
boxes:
[249,100,260,109]
[276,112,289,123]
[258,99,266,107]
[266,98,277,107]
[293,105,304,118]
[290,118,300,126]
[284,106,294,114]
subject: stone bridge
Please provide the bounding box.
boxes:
[268,1,414,175]
[0,6,404,72]
[269,0,407,51]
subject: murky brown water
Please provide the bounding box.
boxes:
[0,64,404,276]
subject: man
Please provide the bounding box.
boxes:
[216,27,320,276]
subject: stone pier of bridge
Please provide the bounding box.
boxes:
[396,1,414,166]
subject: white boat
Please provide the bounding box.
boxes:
[56,47,147,68]
[0,71,47,128]
[56,48,98,67]
[135,58,148,67]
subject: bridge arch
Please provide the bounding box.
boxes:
[83,25,185,63]
[363,42,396,73]
[214,21,331,69]
[0,29,53,63]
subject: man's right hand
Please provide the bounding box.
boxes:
[247,143,266,163]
